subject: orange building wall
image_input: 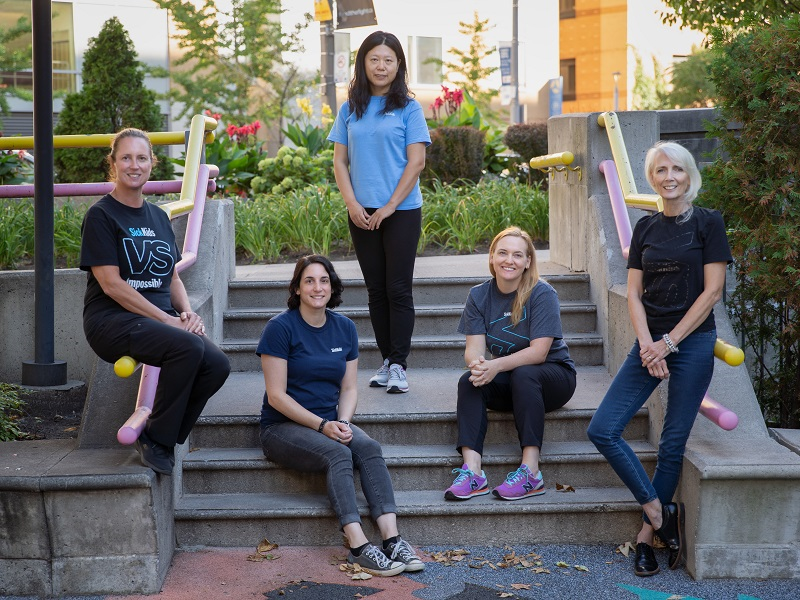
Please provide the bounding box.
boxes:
[560,0,627,113]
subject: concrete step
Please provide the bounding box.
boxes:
[192,368,639,449]
[174,487,644,547]
[223,301,598,340]
[221,333,605,372]
[227,273,592,309]
[181,441,656,495]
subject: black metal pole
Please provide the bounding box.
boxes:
[22,0,66,386]
[321,0,337,113]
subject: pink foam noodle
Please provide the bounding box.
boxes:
[699,393,739,431]
[599,160,633,259]
[116,365,161,445]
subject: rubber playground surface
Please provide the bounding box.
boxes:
[9,542,796,600]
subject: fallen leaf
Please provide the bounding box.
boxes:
[510,583,531,590]
[351,572,372,580]
[616,541,636,557]
[533,567,550,574]
[665,596,685,600]
[574,565,589,572]
[499,594,515,598]
[64,426,78,432]
[555,482,576,492]
[257,539,278,553]
[556,561,570,568]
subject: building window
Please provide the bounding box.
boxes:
[560,0,576,19]
[408,36,442,85]
[0,1,77,93]
[560,58,576,101]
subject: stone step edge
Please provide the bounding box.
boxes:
[182,441,657,471]
[227,273,590,289]
[175,488,641,520]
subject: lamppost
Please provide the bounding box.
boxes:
[612,71,621,112]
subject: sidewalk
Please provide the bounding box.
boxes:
[8,542,791,600]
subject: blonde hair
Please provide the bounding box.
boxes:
[107,128,157,182]
[645,141,701,223]
[488,226,539,327]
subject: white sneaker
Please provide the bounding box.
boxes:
[369,359,390,387]
[386,363,409,393]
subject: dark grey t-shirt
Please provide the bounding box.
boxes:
[458,278,575,371]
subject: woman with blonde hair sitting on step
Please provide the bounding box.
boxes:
[257,254,424,577]
[444,227,577,502]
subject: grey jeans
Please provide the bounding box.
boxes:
[260,421,398,528]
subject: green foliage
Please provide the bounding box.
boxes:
[427,89,509,178]
[660,0,800,33]
[251,146,334,196]
[667,46,717,108]
[503,123,549,187]
[701,14,800,427]
[0,199,88,269]
[53,17,172,183]
[631,49,670,110]
[0,150,33,185]
[425,12,499,117]
[154,0,314,135]
[0,382,26,441]
[424,127,485,186]
[233,179,548,263]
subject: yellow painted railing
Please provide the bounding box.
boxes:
[529,151,581,180]
[597,111,663,212]
[0,129,214,151]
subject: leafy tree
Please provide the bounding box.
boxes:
[53,17,172,183]
[700,14,800,427]
[0,10,31,125]
[660,0,800,32]
[630,49,669,110]
[154,0,314,140]
[426,12,499,117]
[666,46,716,108]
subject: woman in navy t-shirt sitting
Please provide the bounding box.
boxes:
[257,255,424,577]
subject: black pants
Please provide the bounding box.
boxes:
[456,363,577,455]
[348,207,421,369]
[85,310,231,447]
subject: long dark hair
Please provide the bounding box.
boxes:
[287,255,344,310]
[348,31,412,119]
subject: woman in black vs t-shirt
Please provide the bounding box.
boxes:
[79,128,230,475]
[588,141,732,576]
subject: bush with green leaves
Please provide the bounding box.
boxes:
[0,151,33,185]
[250,146,334,196]
[234,179,548,262]
[0,382,25,441]
[423,126,485,186]
[503,122,549,187]
[53,17,173,183]
[700,14,800,427]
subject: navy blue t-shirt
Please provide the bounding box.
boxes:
[458,278,575,371]
[628,207,732,335]
[256,308,359,427]
[80,194,180,320]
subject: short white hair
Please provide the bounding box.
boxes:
[645,141,702,205]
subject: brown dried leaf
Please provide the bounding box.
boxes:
[574,565,589,572]
[556,561,570,568]
[499,594,515,598]
[351,572,373,580]
[533,567,550,574]
[257,539,278,553]
[555,482,576,492]
[511,583,531,590]
[616,541,636,557]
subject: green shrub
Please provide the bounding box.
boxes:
[0,151,34,185]
[0,382,25,441]
[702,14,800,427]
[504,122,549,187]
[250,146,334,195]
[423,127,485,186]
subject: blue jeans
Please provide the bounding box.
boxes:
[260,421,398,528]
[587,330,716,506]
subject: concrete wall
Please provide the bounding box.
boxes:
[548,109,800,579]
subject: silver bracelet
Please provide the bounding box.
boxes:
[338,419,349,425]
[663,333,679,354]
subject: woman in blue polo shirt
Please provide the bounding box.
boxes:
[329,31,431,395]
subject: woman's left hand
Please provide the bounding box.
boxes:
[331,420,353,445]
[640,340,668,379]
[468,356,499,387]
[180,311,206,336]
[368,204,396,230]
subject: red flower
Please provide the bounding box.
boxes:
[226,124,237,138]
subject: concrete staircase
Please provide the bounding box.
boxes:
[175,256,654,548]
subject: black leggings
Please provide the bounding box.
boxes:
[348,207,421,369]
[456,362,577,455]
[85,310,230,447]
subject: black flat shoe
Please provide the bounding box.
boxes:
[656,502,684,569]
[634,542,660,576]
[136,429,173,476]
